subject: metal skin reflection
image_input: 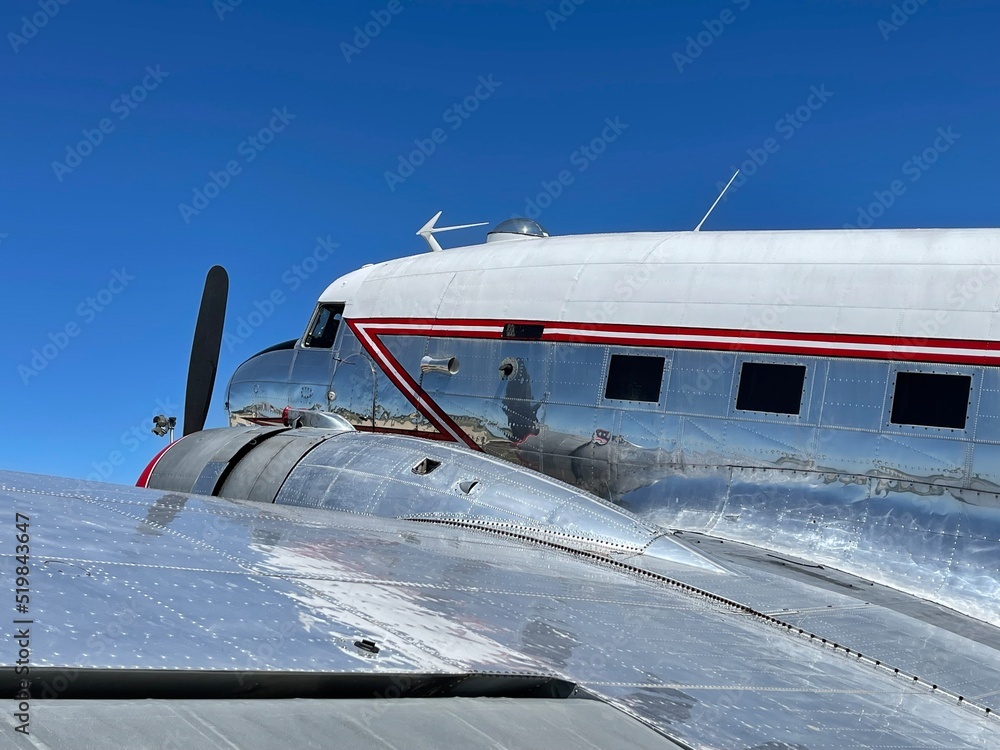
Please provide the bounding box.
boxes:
[8,468,999,747]
[226,226,1000,625]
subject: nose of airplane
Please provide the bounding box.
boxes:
[224,339,298,426]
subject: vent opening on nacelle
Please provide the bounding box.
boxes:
[412,458,442,476]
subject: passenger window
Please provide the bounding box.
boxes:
[502,323,544,340]
[604,355,665,402]
[736,362,806,415]
[303,303,344,348]
[890,371,971,429]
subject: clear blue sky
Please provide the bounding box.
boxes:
[1,0,997,483]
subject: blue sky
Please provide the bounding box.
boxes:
[1,0,997,483]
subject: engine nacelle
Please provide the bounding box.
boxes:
[138,426,721,570]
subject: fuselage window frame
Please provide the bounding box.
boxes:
[502,323,545,341]
[735,361,807,416]
[889,370,972,430]
[603,353,667,404]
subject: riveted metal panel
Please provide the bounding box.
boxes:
[974,366,1000,443]
[819,358,888,431]
[664,350,735,418]
[6,469,1000,748]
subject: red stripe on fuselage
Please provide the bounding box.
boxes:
[353,318,1000,363]
[344,316,1000,448]
[349,320,481,450]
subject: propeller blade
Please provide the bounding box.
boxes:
[183,265,229,436]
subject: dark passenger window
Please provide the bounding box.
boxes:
[736,362,806,415]
[502,323,544,340]
[303,303,344,348]
[605,355,665,402]
[890,371,971,429]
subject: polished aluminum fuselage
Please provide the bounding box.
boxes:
[227,227,1000,623]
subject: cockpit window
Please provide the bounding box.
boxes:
[303,303,345,348]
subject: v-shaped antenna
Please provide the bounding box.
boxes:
[417,211,489,252]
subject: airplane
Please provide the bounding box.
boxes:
[216,215,1000,621]
[3,214,1000,748]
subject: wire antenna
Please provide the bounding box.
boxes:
[694,170,740,232]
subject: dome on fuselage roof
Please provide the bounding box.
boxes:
[486,218,550,242]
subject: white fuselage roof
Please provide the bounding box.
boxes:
[320,228,1000,341]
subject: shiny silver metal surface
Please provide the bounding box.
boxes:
[191,224,1000,747]
[274,430,723,570]
[142,426,723,569]
[419,355,460,375]
[280,408,354,431]
[486,217,550,240]
[228,327,1000,623]
[3,470,1000,748]
[227,349,296,423]
[306,335,999,625]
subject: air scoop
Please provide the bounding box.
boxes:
[141,426,725,573]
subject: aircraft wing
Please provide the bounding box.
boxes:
[2,469,999,749]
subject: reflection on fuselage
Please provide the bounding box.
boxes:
[227,320,1000,622]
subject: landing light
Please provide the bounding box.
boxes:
[152,414,176,440]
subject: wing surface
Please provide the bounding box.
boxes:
[2,470,999,749]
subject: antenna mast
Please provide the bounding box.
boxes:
[694,169,740,232]
[417,211,489,252]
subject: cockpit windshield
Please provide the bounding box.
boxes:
[303,303,344,348]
